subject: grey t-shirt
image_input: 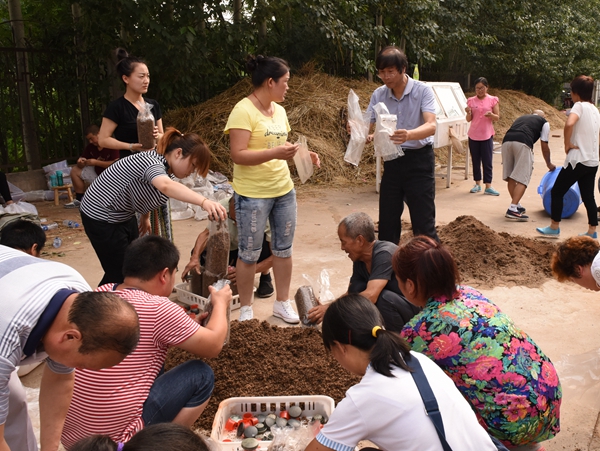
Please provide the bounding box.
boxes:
[349,240,401,295]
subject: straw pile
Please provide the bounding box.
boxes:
[164,70,566,187]
[164,68,378,187]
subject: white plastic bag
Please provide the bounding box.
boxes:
[137,101,156,150]
[344,89,370,166]
[373,102,403,161]
[293,134,313,184]
[4,201,38,216]
[555,348,600,409]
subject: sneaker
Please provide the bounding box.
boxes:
[64,199,81,209]
[273,300,300,324]
[505,209,529,221]
[239,305,254,321]
[255,273,274,298]
[484,187,500,196]
[536,226,560,238]
[470,185,482,193]
[579,232,598,239]
[517,206,526,214]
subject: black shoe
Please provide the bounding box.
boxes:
[517,206,526,214]
[256,273,274,298]
[505,209,529,221]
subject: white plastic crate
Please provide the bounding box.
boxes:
[211,395,335,450]
[174,282,240,310]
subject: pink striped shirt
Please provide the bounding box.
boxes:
[60,285,200,449]
[467,94,499,141]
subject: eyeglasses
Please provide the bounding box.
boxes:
[475,86,487,91]
[377,70,399,79]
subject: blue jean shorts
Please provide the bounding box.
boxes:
[234,189,296,263]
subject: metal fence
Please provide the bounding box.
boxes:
[0,46,108,172]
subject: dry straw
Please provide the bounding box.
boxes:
[164,68,566,188]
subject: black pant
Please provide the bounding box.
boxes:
[375,289,422,333]
[469,137,494,183]
[81,212,139,286]
[551,163,598,225]
[378,145,439,244]
[0,172,12,203]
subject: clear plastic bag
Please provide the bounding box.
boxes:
[292,134,313,184]
[4,201,38,216]
[267,422,319,451]
[555,348,600,409]
[137,101,156,150]
[202,220,230,295]
[344,89,370,166]
[373,102,403,161]
[294,285,320,327]
[202,279,232,345]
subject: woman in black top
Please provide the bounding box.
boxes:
[80,127,227,286]
[98,48,164,159]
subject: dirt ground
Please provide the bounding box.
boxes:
[20,132,600,450]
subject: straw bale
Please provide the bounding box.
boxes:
[164,71,566,188]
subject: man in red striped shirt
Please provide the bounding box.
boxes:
[60,235,232,449]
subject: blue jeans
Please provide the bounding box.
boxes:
[234,189,296,263]
[141,360,214,426]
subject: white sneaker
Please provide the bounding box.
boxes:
[238,305,254,321]
[273,300,300,324]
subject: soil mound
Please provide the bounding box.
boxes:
[165,320,360,433]
[438,215,557,288]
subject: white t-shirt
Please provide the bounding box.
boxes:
[316,352,496,451]
[564,101,600,169]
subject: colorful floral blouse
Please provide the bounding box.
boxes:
[400,286,561,446]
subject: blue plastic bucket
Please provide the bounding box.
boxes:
[537,167,582,219]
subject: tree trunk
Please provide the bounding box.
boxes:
[71,3,90,141]
[8,0,41,170]
[233,0,242,24]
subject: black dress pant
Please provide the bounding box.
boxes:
[378,145,439,244]
[81,212,139,286]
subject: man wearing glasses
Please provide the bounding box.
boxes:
[366,46,438,244]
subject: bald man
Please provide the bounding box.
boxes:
[502,110,556,221]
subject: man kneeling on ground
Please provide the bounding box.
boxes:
[308,212,420,332]
[60,235,232,449]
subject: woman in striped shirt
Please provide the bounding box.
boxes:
[80,127,227,286]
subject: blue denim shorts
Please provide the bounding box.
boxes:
[234,189,296,263]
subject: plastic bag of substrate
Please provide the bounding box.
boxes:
[344,89,370,166]
[293,134,313,184]
[137,101,156,150]
[373,102,403,161]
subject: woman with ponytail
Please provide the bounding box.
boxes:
[305,294,496,451]
[395,236,561,450]
[224,54,320,323]
[80,127,227,286]
[99,48,163,159]
[71,424,210,451]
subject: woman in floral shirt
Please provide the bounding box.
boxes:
[393,236,561,450]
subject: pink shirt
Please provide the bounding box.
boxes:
[467,94,499,141]
[61,285,200,449]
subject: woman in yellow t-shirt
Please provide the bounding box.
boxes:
[224,55,319,323]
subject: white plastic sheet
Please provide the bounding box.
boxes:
[373,102,403,161]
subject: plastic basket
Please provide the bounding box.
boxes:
[211,395,335,450]
[174,282,240,310]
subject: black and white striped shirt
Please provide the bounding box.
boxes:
[80,151,173,223]
[0,246,91,426]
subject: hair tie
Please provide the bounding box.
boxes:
[372,326,382,338]
[117,443,125,451]
[180,133,184,137]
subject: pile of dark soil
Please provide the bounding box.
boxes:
[165,320,360,433]
[438,215,557,288]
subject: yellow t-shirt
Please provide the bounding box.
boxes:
[224,97,294,198]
